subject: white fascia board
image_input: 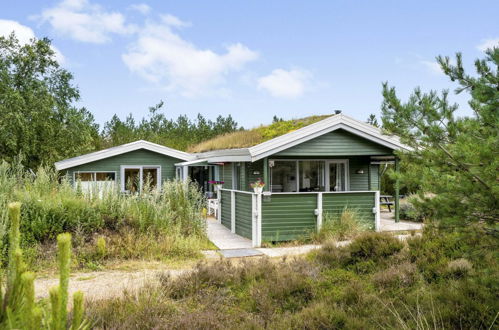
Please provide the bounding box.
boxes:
[55,140,192,171]
[193,148,250,159]
[206,155,252,162]
[174,159,210,166]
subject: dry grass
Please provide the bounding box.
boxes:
[188,115,331,152]
[188,129,263,152]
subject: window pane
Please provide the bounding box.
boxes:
[124,168,140,192]
[75,173,93,181]
[299,161,325,192]
[233,163,241,190]
[271,161,297,192]
[329,162,346,191]
[96,172,115,181]
[143,168,158,189]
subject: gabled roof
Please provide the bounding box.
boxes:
[246,114,411,161]
[55,140,192,170]
[188,114,411,162]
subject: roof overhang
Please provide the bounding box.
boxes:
[55,140,192,171]
[247,114,412,161]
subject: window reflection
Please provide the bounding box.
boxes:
[271,161,297,192]
[299,161,325,192]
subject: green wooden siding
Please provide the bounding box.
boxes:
[221,164,233,189]
[349,157,370,191]
[322,192,376,230]
[220,190,232,229]
[261,194,317,241]
[64,149,181,185]
[369,164,380,191]
[275,129,393,156]
[235,192,253,239]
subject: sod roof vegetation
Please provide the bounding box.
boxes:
[188,115,332,153]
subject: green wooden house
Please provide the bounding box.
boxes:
[55,113,410,247]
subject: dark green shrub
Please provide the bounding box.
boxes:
[348,232,404,263]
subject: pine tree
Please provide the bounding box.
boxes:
[381,47,498,226]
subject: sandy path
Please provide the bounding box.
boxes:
[34,268,190,301]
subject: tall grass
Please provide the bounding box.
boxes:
[311,208,368,242]
[0,161,209,269]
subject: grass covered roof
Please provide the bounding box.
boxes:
[188,115,332,153]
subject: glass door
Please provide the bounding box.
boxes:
[328,160,348,191]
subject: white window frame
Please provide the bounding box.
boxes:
[232,162,241,190]
[73,171,117,185]
[325,159,350,192]
[269,159,350,193]
[120,165,162,192]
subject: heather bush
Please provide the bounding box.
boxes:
[88,225,498,329]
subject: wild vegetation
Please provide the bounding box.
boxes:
[381,48,498,226]
[311,208,369,242]
[87,228,498,329]
[188,115,330,152]
[0,203,87,329]
[0,161,210,271]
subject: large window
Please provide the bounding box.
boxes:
[299,161,325,192]
[75,172,115,182]
[121,166,161,192]
[270,160,348,192]
[74,172,116,196]
[271,161,297,192]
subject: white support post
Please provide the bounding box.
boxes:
[256,192,262,247]
[182,166,188,182]
[374,190,381,231]
[217,187,222,223]
[316,192,323,231]
[252,193,258,247]
[231,191,236,233]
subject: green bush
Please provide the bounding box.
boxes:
[399,194,427,222]
[348,232,404,263]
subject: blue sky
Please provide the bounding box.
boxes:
[1,0,498,129]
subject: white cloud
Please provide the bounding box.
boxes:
[0,19,65,63]
[129,3,150,15]
[257,69,311,98]
[38,0,135,43]
[477,38,499,52]
[122,16,259,97]
[420,60,443,75]
[160,14,191,28]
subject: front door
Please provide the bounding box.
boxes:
[327,160,348,191]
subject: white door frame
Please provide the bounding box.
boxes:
[325,159,349,191]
